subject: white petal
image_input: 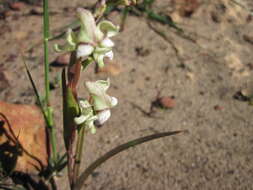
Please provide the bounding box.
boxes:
[97,20,119,38]
[107,29,119,38]
[54,29,76,52]
[77,8,97,42]
[85,79,110,95]
[77,44,94,59]
[110,97,118,107]
[105,50,113,60]
[100,38,114,48]
[66,28,76,46]
[85,79,116,111]
[74,115,89,125]
[96,110,111,125]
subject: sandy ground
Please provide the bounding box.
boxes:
[1,0,253,189]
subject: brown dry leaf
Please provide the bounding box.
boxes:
[98,59,122,76]
[0,101,49,174]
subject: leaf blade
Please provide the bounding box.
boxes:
[74,130,186,190]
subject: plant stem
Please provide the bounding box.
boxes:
[73,126,86,184]
[43,0,57,162]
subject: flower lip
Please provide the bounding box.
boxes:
[76,44,94,59]
[110,97,118,107]
[95,109,111,126]
[104,51,114,60]
[100,38,114,48]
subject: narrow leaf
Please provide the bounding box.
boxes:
[74,130,186,190]
[21,56,49,126]
[62,69,79,149]
[146,9,183,32]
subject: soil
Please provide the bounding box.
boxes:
[1,0,253,189]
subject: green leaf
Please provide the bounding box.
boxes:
[21,56,50,126]
[62,69,80,149]
[146,9,183,32]
[74,130,186,190]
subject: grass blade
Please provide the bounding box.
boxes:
[21,56,49,125]
[74,130,186,190]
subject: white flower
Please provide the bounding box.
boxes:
[85,79,118,125]
[55,8,119,67]
[85,79,118,111]
[74,100,98,134]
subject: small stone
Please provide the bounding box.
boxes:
[214,105,223,111]
[9,2,25,11]
[157,96,176,109]
[241,88,253,99]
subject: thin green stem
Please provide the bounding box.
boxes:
[73,126,86,185]
[43,0,57,162]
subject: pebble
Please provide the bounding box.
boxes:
[157,96,176,109]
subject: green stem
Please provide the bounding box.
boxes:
[43,0,57,162]
[73,126,86,185]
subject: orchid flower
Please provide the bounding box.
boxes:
[74,79,117,133]
[54,8,119,67]
[86,79,117,126]
[74,100,98,134]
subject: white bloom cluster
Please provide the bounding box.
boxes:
[74,79,117,133]
[55,8,119,67]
